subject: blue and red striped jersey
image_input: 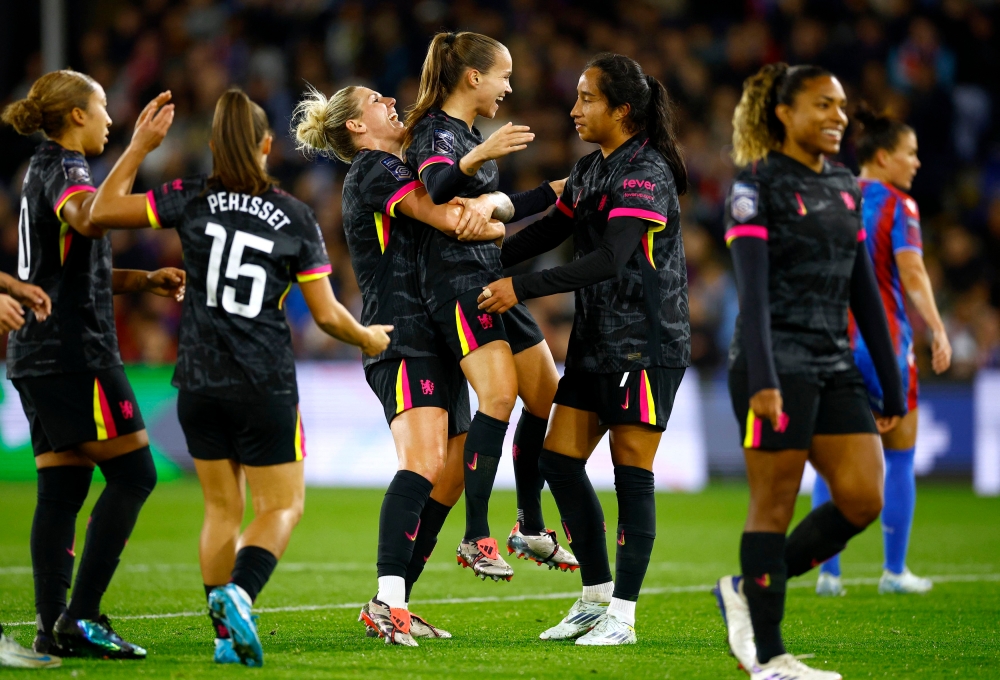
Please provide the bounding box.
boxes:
[850,178,922,356]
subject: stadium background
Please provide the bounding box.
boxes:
[0,0,999,487]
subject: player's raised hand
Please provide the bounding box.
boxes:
[476,123,534,161]
[144,267,186,301]
[131,91,175,154]
[0,295,26,332]
[361,324,393,356]
[6,279,51,321]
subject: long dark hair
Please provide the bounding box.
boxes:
[585,53,688,195]
[731,62,832,166]
[403,31,504,150]
[853,102,913,166]
[208,89,276,195]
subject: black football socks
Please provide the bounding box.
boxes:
[405,498,452,602]
[377,470,433,578]
[67,447,156,620]
[231,546,278,602]
[462,411,508,540]
[741,531,788,664]
[32,466,93,633]
[512,408,548,534]
[785,501,866,578]
[538,448,612,587]
[611,466,656,602]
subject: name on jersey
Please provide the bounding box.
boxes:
[381,156,414,181]
[731,182,758,222]
[206,191,292,230]
[433,128,455,154]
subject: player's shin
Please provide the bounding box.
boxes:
[785,501,865,578]
[882,447,916,575]
[742,532,788,665]
[67,447,156,620]
[810,475,843,577]
[377,470,433,609]
[405,498,451,601]
[31,466,92,635]
[538,449,611,588]
[512,408,548,534]
[462,412,507,540]
[610,466,656,627]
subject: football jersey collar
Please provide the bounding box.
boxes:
[601,132,648,167]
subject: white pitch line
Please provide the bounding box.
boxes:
[5,572,998,628]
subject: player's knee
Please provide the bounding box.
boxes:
[842,491,883,527]
[479,390,516,420]
[99,445,157,498]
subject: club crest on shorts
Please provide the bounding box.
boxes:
[432,128,455,155]
[380,155,414,182]
[730,182,758,223]
[61,156,91,183]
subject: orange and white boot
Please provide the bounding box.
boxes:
[456,537,514,582]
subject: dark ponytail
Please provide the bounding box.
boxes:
[585,53,688,195]
[853,102,913,166]
[208,89,276,195]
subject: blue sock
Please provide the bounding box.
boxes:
[810,474,841,577]
[882,446,916,575]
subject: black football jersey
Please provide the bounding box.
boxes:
[558,134,691,373]
[146,177,331,403]
[341,149,442,368]
[7,141,120,379]
[724,152,865,375]
[406,108,502,311]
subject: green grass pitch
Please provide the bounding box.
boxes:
[0,479,997,678]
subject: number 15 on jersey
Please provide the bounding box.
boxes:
[204,222,274,319]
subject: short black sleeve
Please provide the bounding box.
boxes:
[146,176,206,230]
[408,117,462,182]
[291,212,333,282]
[723,173,770,244]
[44,148,96,221]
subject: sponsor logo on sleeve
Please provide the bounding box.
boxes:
[380,155,414,182]
[432,128,455,154]
[61,156,91,183]
[621,177,656,201]
[730,182,758,222]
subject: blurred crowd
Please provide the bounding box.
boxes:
[1,0,999,379]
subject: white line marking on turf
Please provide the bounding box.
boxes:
[5,572,998,628]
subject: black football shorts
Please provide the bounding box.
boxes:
[553,367,685,432]
[729,368,878,451]
[13,366,146,456]
[365,356,471,438]
[177,391,306,466]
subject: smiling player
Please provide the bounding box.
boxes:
[713,64,906,680]
[403,31,575,582]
